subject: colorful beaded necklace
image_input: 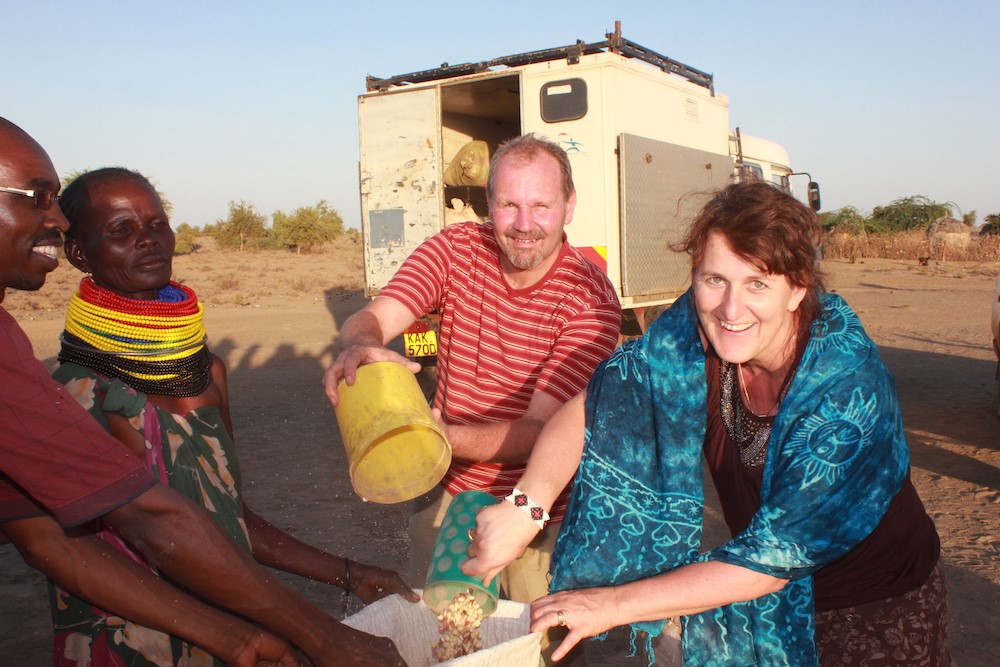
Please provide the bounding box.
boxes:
[59,277,212,397]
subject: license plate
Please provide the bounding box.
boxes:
[403,330,438,357]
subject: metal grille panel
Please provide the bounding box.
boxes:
[619,133,734,299]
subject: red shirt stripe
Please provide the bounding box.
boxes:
[379,222,620,521]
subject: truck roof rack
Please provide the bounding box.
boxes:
[365,21,714,94]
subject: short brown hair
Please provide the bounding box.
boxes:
[677,181,826,330]
[486,133,574,203]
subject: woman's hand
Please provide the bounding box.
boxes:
[461,502,540,586]
[346,561,419,604]
[530,588,620,662]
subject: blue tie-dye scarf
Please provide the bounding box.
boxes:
[550,290,909,666]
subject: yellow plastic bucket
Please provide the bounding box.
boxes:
[334,361,451,504]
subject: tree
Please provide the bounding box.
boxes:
[174,223,200,254]
[212,201,268,251]
[272,200,344,253]
[982,213,1000,235]
[868,196,952,233]
[819,206,869,234]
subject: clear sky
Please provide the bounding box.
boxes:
[6,1,998,229]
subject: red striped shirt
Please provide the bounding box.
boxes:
[379,222,621,521]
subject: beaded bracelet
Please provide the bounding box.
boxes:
[503,488,550,530]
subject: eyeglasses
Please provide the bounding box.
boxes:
[0,186,60,210]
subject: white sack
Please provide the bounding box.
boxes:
[344,593,542,666]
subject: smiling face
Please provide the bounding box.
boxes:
[693,232,807,372]
[488,151,576,285]
[65,177,175,300]
[0,123,69,302]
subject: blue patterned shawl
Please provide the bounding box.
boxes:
[550,290,909,666]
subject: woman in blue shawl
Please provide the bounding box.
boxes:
[464,182,949,666]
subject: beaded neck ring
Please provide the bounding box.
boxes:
[59,277,212,397]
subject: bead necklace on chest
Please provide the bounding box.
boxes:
[720,360,796,469]
[58,277,212,397]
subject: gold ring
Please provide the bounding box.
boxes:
[467,528,475,542]
[557,610,567,627]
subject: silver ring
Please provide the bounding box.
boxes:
[557,610,567,627]
[467,528,475,542]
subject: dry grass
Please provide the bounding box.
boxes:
[3,234,366,317]
[7,230,995,319]
[823,229,1000,263]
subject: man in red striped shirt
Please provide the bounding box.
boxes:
[325,133,621,664]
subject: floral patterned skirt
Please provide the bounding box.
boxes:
[815,557,951,666]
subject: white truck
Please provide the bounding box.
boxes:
[357,23,820,358]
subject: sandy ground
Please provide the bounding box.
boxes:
[1,245,997,666]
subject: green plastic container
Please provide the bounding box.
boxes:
[422,490,500,616]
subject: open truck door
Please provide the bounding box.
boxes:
[359,87,443,296]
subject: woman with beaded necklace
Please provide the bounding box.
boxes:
[54,167,417,667]
[465,182,949,666]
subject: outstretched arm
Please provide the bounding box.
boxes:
[2,516,298,667]
[463,391,588,583]
[206,353,416,606]
[530,561,787,661]
[104,484,406,667]
[243,506,418,605]
[464,392,787,662]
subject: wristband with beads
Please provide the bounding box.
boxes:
[503,488,550,530]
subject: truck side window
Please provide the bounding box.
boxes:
[737,162,764,183]
[541,78,588,122]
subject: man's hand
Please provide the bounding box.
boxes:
[323,345,420,407]
[324,298,422,406]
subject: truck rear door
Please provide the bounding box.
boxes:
[358,87,443,296]
[619,133,734,301]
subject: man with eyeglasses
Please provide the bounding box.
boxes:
[0,117,407,667]
[0,185,59,209]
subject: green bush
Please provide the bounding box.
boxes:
[174,223,199,254]
[273,200,344,253]
[211,201,269,251]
